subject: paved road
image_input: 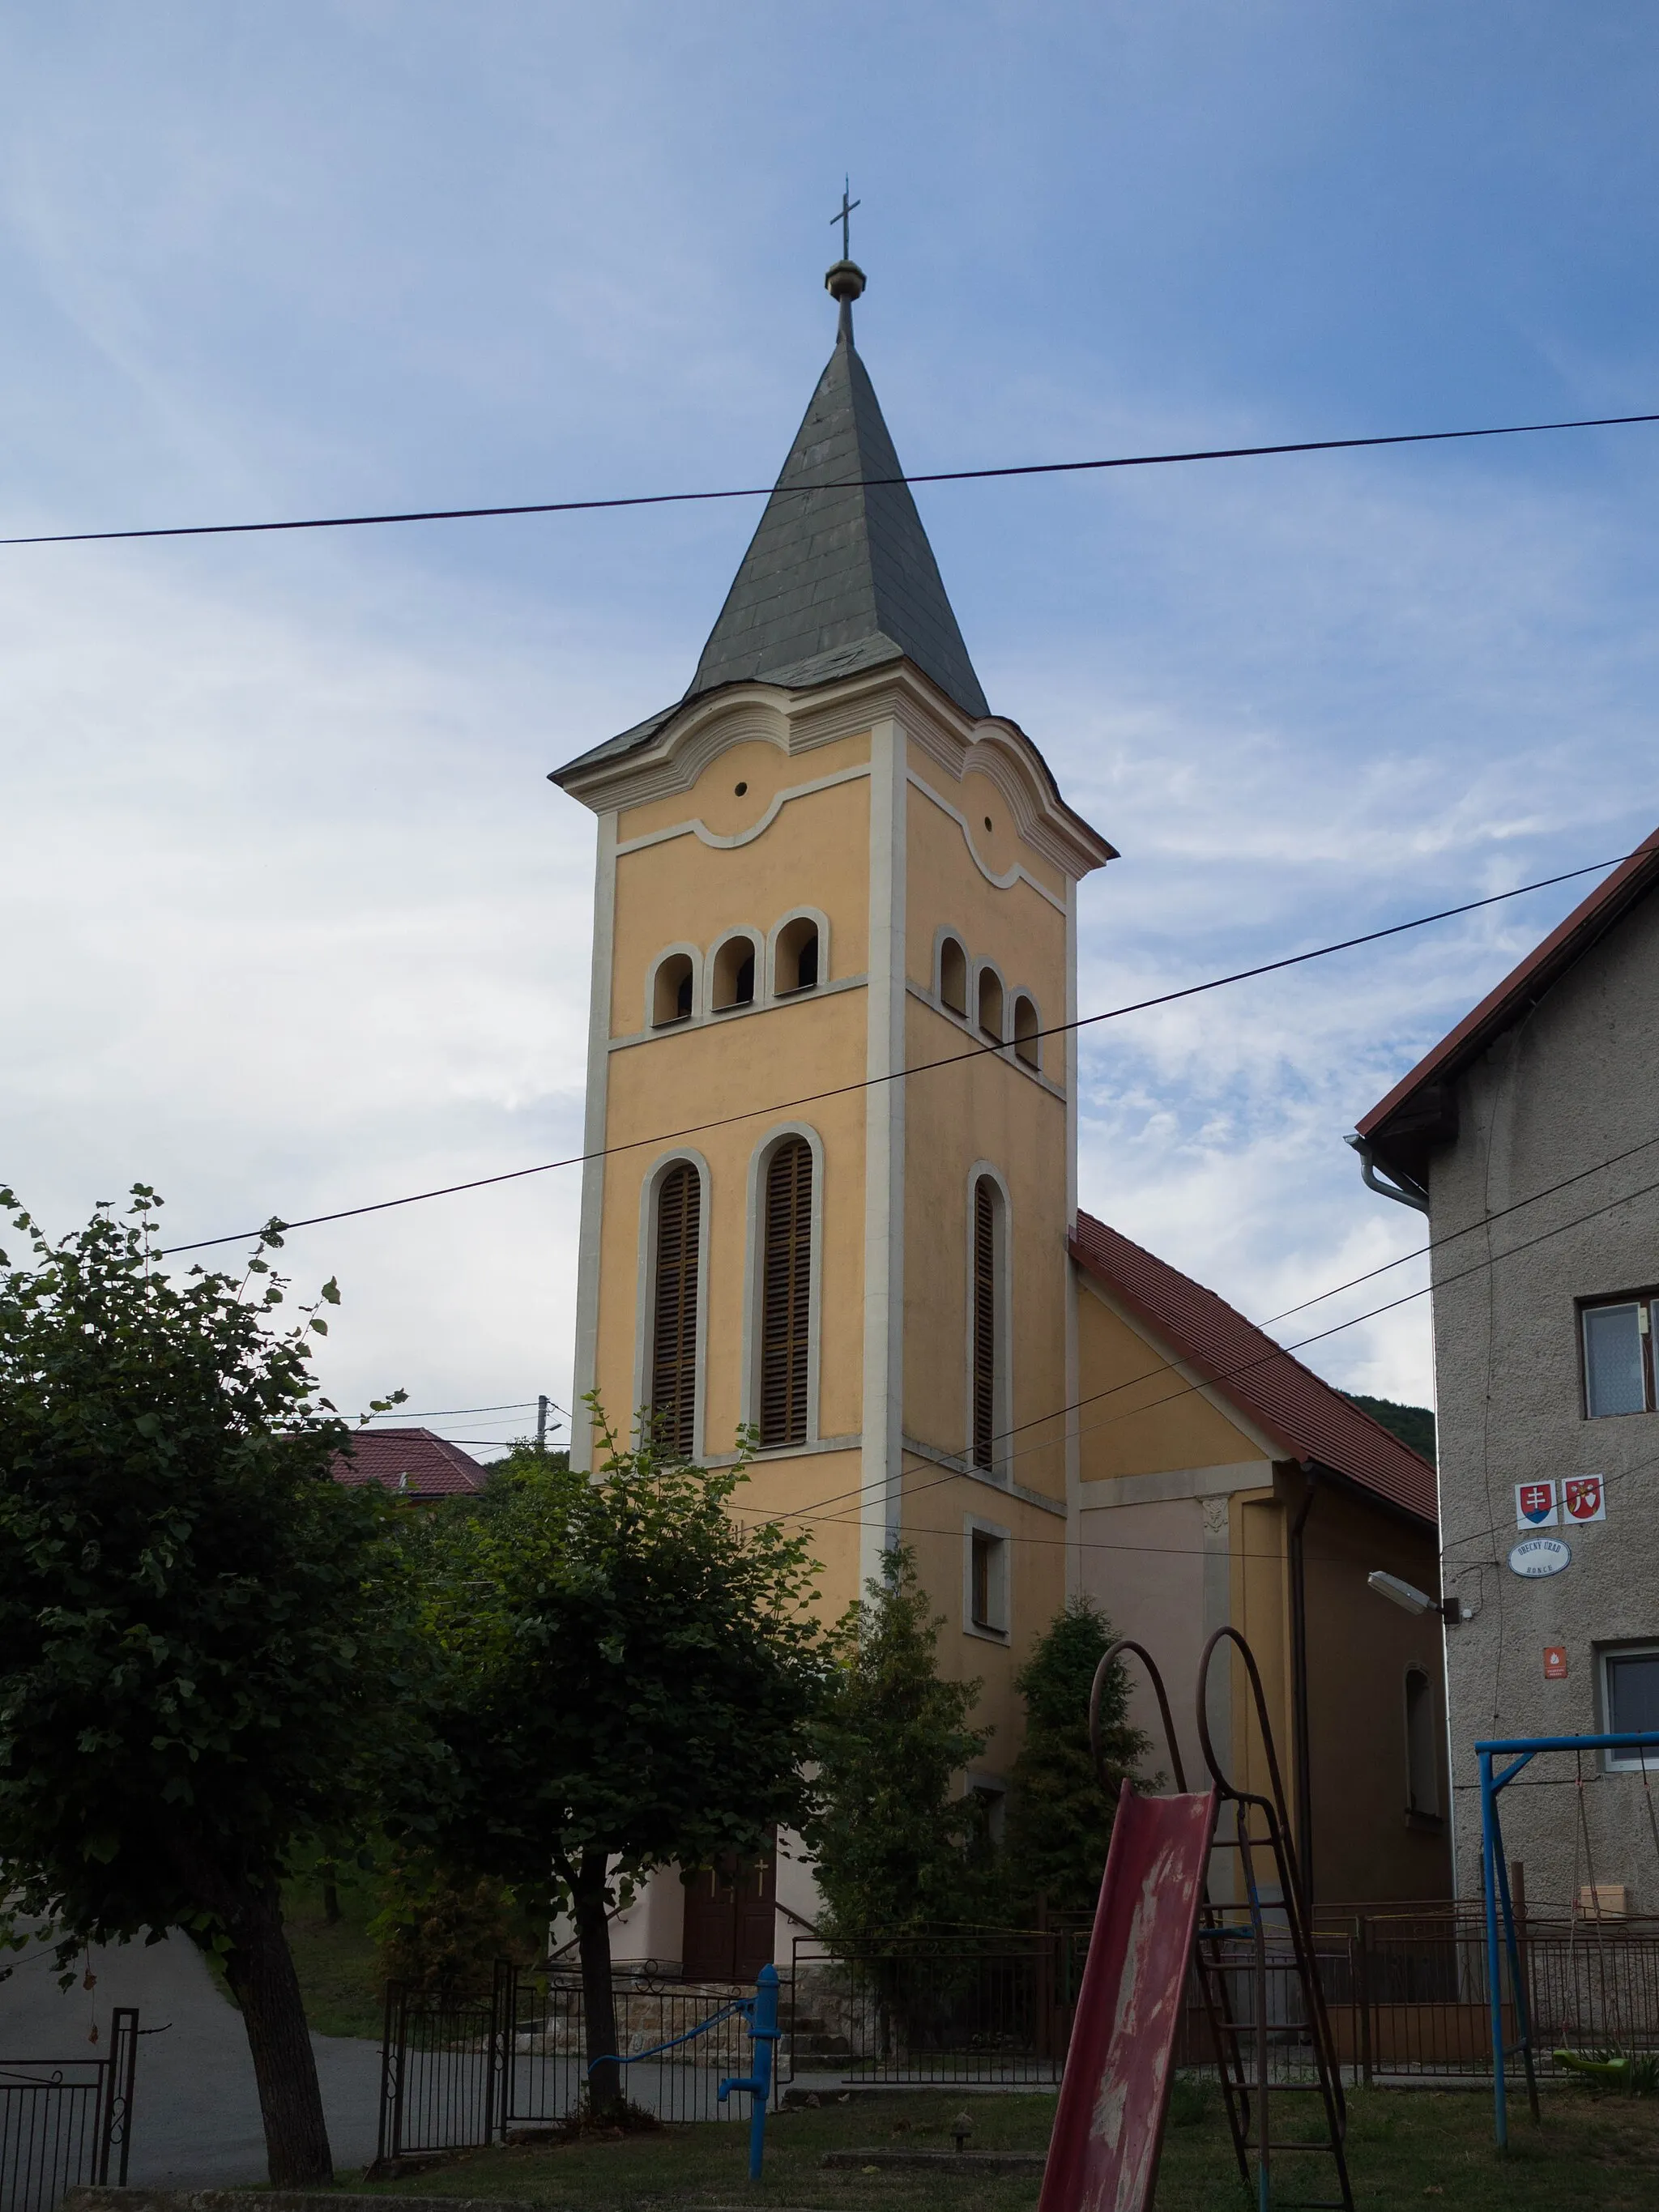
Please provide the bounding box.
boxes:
[0,1931,383,2185]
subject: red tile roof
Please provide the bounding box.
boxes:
[1069,1210,1436,1525]
[1357,829,1659,1189]
[331,1428,488,1499]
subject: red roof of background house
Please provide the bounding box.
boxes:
[1356,827,1659,1190]
[1069,1209,1436,1525]
[331,1428,488,1499]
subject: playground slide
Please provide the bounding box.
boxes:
[1038,1780,1217,2212]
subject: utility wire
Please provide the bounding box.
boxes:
[728,1136,1659,1530]
[156,851,1631,1256]
[357,1399,547,1421]
[8,409,1659,551]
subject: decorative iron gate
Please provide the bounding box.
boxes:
[377,1967,763,2163]
[0,2009,139,2212]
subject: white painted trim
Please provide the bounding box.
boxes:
[963,1511,1013,1643]
[646,940,705,1031]
[767,905,833,996]
[570,811,618,1474]
[741,1123,826,1447]
[614,763,872,856]
[633,1148,713,1462]
[1009,986,1043,1075]
[933,923,970,1016]
[702,1431,862,1470]
[1064,873,1081,1592]
[608,973,866,1054]
[1077,1461,1275,1509]
[861,716,907,1592]
[708,926,766,1013]
[558,666,1115,882]
[903,981,1065,1100]
[901,1433,1067,1517]
[906,770,1070,914]
[973,960,1009,1048]
[964,1161,1014,1481]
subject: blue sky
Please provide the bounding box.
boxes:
[2,3,1657,1452]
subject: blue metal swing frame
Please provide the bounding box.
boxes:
[1478,1729,1659,2146]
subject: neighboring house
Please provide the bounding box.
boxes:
[1354,828,1659,1912]
[331,1427,488,1501]
[1070,1213,1449,1907]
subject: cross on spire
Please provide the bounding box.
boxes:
[831,177,860,261]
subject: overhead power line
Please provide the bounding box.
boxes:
[731,1130,1659,1530]
[156,850,1629,1257]
[6,409,1659,551]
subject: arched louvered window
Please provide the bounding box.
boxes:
[760,1139,812,1448]
[650,1163,702,1454]
[971,1176,999,1470]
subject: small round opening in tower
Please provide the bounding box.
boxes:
[735,782,748,796]
[984,816,993,832]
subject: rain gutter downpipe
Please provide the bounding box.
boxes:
[1346,1132,1429,1213]
[1289,1460,1319,1912]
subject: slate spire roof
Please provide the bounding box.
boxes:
[684,295,989,720]
[550,276,988,788]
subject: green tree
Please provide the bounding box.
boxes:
[1004,1596,1150,1918]
[410,1404,825,2112]
[810,1549,991,1946]
[367,1849,525,2002]
[0,1189,421,2185]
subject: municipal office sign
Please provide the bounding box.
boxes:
[1508,1536,1572,1579]
[1515,1478,1608,1528]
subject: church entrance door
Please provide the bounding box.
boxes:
[680,1839,776,1983]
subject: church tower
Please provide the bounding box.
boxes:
[551,252,1115,1818]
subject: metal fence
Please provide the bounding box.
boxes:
[788,1911,1659,2091]
[377,1966,767,2163]
[787,1935,1081,2086]
[0,2010,138,2212]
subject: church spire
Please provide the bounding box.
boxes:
[684,235,990,722]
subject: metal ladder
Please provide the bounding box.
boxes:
[1094,1628,1353,2212]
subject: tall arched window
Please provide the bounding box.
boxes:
[760,1138,812,1448]
[971,1174,1003,1471]
[650,1163,702,1454]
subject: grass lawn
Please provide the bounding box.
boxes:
[335,2082,1659,2210]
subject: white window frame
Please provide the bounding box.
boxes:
[963,1513,1012,1643]
[1598,1641,1659,1771]
[707,927,766,1014]
[933,926,971,1020]
[1581,1293,1659,1418]
[964,1162,1013,1480]
[769,906,831,998]
[632,1149,712,1462]
[974,960,1007,1046]
[1010,988,1042,1072]
[647,942,704,1029]
[740,1123,825,1451]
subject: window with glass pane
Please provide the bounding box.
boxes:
[1604,1649,1659,1768]
[1583,1302,1648,1417]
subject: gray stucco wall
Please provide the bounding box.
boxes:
[1427,886,1659,1914]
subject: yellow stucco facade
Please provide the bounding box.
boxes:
[561,670,1114,1809]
